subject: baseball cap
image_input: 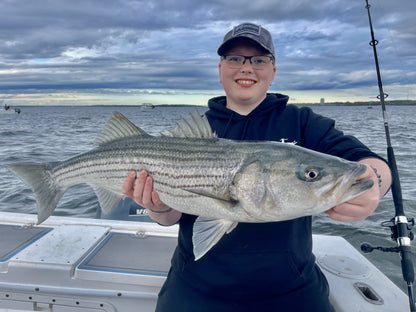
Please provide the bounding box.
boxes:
[217,23,275,57]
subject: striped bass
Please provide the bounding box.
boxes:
[8,111,373,259]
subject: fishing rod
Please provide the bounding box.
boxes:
[360,1,415,311]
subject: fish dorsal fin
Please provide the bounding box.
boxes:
[163,110,217,138]
[94,112,150,146]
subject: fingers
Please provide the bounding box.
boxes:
[131,170,147,204]
[122,170,149,205]
[138,174,154,206]
[121,171,136,198]
[325,163,383,222]
[325,204,368,222]
[122,170,163,208]
[326,187,380,222]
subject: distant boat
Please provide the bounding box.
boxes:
[1,102,21,114]
[140,103,155,111]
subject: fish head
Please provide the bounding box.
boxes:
[261,144,374,219]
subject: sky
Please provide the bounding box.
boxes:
[0,0,415,106]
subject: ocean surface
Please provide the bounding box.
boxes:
[1,104,415,293]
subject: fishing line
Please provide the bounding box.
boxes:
[361,1,415,311]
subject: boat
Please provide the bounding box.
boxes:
[140,103,155,111]
[0,211,409,311]
[0,102,21,114]
[1,1,413,310]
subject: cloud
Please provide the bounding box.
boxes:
[0,0,415,103]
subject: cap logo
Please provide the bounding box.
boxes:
[232,23,261,37]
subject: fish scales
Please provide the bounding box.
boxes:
[7,111,374,259]
[50,136,243,204]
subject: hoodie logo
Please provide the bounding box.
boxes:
[280,138,297,145]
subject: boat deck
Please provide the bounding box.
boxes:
[0,212,410,312]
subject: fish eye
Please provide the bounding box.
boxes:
[305,169,319,181]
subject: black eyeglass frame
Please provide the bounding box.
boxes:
[221,55,275,68]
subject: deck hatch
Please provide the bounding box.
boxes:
[78,232,176,276]
[0,224,52,262]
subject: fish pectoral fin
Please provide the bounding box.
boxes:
[93,187,124,215]
[192,217,238,261]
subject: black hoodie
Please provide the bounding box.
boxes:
[157,93,381,311]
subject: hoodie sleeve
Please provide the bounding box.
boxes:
[299,106,383,162]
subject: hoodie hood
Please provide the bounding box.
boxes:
[205,93,289,140]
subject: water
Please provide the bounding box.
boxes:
[0,104,415,293]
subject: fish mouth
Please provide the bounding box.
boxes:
[320,163,374,204]
[350,177,374,195]
[338,164,374,203]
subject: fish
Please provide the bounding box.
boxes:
[7,111,373,260]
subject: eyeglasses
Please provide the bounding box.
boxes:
[222,55,275,69]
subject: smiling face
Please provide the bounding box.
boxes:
[219,38,276,115]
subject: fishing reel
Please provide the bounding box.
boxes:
[361,216,415,254]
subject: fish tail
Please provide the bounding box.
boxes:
[7,163,66,224]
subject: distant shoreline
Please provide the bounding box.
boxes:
[4,100,416,108]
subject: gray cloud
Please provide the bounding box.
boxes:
[0,0,414,96]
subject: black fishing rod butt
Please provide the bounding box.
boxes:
[360,242,374,253]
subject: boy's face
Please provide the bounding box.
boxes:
[219,39,276,113]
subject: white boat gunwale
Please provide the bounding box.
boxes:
[0,211,409,311]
